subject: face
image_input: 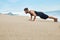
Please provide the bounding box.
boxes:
[24,10,29,14]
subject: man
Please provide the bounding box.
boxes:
[24,8,58,22]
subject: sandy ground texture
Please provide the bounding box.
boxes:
[0,14,60,40]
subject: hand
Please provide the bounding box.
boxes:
[29,19,32,21]
[32,20,35,21]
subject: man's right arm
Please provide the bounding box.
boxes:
[30,10,36,21]
[29,14,32,21]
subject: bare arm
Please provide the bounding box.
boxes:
[30,11,36,21]
[29,14,32,20]
[33,15,36,21]
[31,14,32,20]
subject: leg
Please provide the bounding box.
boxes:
[48,16,58,22]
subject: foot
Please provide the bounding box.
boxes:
[54,18,58,22]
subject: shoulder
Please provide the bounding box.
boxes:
[29,10,35,13]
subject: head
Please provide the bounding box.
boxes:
[24,8,29,14]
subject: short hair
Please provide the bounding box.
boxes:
[24,8,28,11]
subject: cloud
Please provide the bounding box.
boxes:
[7,0,19,3]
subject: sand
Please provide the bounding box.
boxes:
[0,14,60,40]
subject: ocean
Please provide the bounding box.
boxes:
[45,10,60,22]
[0,10,60,22]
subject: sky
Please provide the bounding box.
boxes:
[0,0,60,13]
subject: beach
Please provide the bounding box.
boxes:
[0,14,60,40]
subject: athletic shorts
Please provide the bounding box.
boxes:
[35,11,49,19]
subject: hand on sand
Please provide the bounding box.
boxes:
[29,19,35,22]
[32,20,35,21]
[29,19,32,21]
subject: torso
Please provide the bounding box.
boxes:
[29,10,35,16]
[29,10,33,16]
[29,10,48,19]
